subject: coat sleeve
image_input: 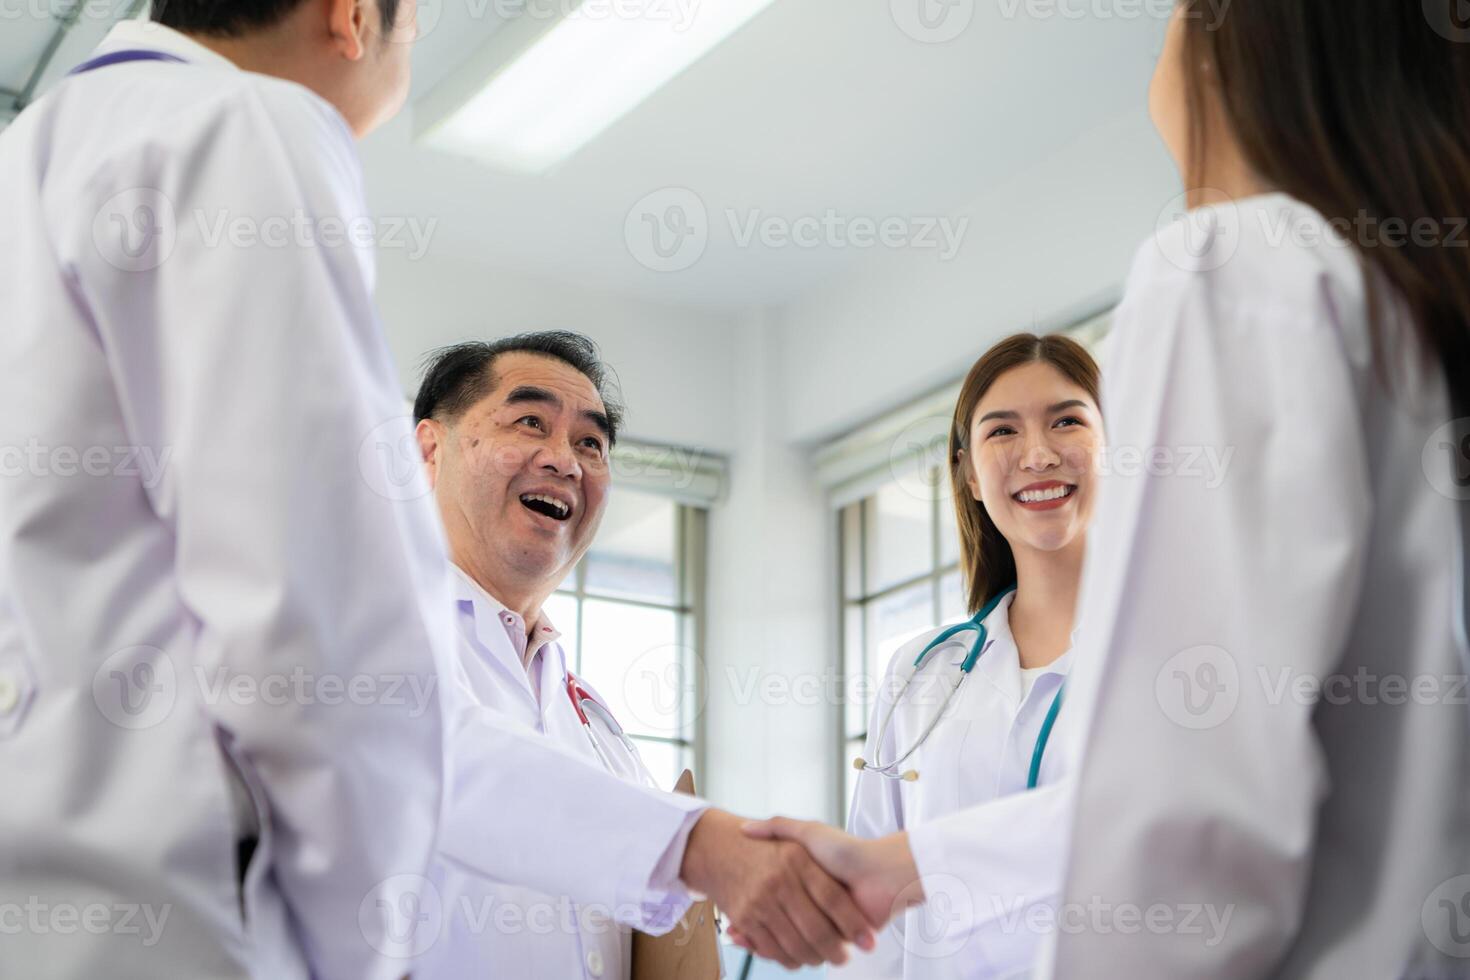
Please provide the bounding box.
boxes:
[437,692,707,935]
[60,82,456,979]
[1040,231,1371,976]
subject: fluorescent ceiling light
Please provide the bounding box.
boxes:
[418,0,780,173]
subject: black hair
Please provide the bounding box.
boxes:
[413,332,625,446]
[151,0,401,37]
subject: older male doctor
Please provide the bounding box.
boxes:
[410,332,674,978]
[0,2,877,976]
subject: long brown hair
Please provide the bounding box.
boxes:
[949,334,1101,615]
[1178,0,1470,418]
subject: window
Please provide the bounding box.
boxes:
[550,488,706,791]
[838,475,965,813]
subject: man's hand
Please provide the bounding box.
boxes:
[729,817,925,954]
[679,809,878,969]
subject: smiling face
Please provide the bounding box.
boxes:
[960,361,1101,556]
[419,352,612,597]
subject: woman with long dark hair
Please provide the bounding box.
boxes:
[836,333,1102,978]
[745,2,1470,974]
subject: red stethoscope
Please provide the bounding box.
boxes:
[565,672,655,787]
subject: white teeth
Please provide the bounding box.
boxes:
[521,493,570,517]
[1016,485,1074,504]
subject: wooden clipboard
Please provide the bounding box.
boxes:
[631,769,723,980]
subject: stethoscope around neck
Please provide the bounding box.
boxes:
[565,672,659,790]
[854,585,1067,790]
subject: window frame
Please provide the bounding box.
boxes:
[555,499,708,789]
[835,468,962,815]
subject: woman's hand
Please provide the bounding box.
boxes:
[679,809,878,968]
[728,818,924,953]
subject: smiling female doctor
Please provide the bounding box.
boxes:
[751,1,1470,974]
[833,333,1103,979]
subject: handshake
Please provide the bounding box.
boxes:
[677,810,927,969]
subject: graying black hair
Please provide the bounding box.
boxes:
[413,332,625,446]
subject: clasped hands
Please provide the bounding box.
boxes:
[678,810,926,969]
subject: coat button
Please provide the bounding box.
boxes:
[0,671,19,715]
[585,950,604,977]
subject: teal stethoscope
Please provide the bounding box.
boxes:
[854,585,1066,790]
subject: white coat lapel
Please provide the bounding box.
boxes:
[451,570,538,701]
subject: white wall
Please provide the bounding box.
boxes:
[374,248,741,453]
[777,108,1178,446]
[703,309,836,820]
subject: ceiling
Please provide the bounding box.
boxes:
[3,0,1169,313]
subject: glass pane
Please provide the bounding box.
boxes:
[865,580,935,681]
[585,491,677,604]
[939,569,967,624]
[864,482,933,595]
[543,591,580,670]
[629,738,690,793]
[579,600,687,741]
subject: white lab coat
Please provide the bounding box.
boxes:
[839,593,1074,979]
[418,569,659,980]
[1023,193,1468,976]
[0,22,703,979]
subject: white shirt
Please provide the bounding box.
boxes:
[840,593,1073,979]
[418,568,664,980]
[0,22,705,979]
[1032,193,1468,976]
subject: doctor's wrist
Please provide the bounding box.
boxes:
[678,808,735,893]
